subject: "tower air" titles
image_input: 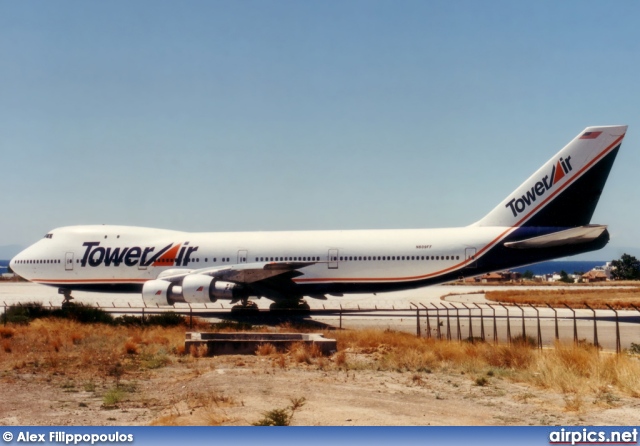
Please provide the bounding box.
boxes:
[505,156,572,218]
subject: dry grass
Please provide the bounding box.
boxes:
[0,327,16,339]
[327,328,640,399]
[124,340,139,355]
[255,343,277,356]
[0,318,186,382]
[150,390,236,425]
[485,287,640,309]
[2,318,638,420]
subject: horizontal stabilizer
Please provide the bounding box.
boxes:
[503,225,607,249]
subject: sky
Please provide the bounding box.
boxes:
[1,0,639,260]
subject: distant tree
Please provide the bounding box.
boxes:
[611,254,640,280]
[558,270,573,283]
[522,270,534,280]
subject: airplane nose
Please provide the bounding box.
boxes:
[8,256,19,276]
[9,247,31,278]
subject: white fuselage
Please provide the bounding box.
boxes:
[10,224,509,293]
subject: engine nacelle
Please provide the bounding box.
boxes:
[211,280,239,300]
[142,279,182,306]
[182,274,216,304]
[142,276,244,306]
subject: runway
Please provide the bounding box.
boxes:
[1,282,639,351]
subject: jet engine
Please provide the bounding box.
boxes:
[142,275,244,306]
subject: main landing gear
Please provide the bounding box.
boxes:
[58,288,74,308]
[229,298,311,314]
[269,299,311,312]
[230,298,260,315]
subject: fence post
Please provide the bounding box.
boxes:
[563,304,578,345]
[420,304,431,339]
[339,305,343,330]
[500,304,511,344]
[454,305,462,341]
[441,304,452,341]
[431,303,442,340]
[411,303,420,337]
[529,304,542,349]
[606,304,621,354]
[189,304,193,330]
[487,304,498,344]
[462,303,473,340]
[546,303,559,341]
[514,303,526,340]
[584,303,599,350]
[474,303,485,342]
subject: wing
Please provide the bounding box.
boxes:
[503,225,607,249]
[157,261,318,301]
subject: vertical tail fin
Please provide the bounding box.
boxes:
[474,125,627,228]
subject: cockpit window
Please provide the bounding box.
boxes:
[44,233,53,239]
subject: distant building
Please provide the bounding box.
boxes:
[472,271,522,283]
[480,272,503,283]
[581,270,608,283]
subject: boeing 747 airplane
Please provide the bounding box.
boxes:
[10,125,627,310]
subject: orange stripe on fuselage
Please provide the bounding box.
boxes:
[33,278,149,284]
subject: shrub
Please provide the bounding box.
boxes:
[5,302,52,324]
[115,315,144,326]
[256,343,277,356]
[5,302,114,325]
[102,388,126,408]
[628,343,640,355]
[124,340,139,355]
[53,304,114,324]
[144,312,185,327]
[253,409,290,426]
[0,327,15,339]
[252,397,306,426]
[512,334,537,347]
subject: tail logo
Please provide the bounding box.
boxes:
[505,156,573,218]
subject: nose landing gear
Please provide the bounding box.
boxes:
[58,288,74,308]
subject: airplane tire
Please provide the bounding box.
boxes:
[269,300,311,312]
[230,302,260,315]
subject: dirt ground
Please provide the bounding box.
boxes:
[1,350,639,426]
